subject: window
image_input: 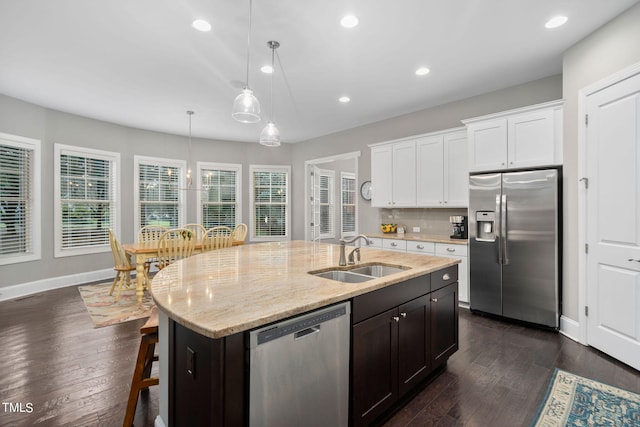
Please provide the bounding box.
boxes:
[250,165,290,241]
[0,133,41,265]
[341,172,357,238]
[319,170,335,239]
[134,156,186,235]
[197,162,241,229]
[55,144,120,257]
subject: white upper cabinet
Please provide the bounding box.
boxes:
[371,127,467,208]
[464,100,563,172]
[416,128,468,207]
[371,140,416,207]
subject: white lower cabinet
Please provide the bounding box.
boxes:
[406,240,435,255]
[382,238,407,252]
[435,243,468,304]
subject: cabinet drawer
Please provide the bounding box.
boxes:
[406,240,435,255]
[431,265,458,293]
[435,243,467,257]
[383,239,407,252]
[365,237,383,248]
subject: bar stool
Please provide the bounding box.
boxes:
[124,307,159,427]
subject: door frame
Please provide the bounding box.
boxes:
[577,60,640,344]
[304,151,360,242]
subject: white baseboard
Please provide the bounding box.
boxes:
[0,268,114,302]
[560,315,580,342]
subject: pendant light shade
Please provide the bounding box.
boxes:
[259,121,280,147]
[232,88,261,123]
[259,40,280,147]
[232,0,261,123]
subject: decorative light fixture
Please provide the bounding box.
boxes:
[232,0,261,123]
[259,40,281,147]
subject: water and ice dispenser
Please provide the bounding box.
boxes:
[475,211,496,241]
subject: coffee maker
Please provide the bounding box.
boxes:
[449,215,468,239]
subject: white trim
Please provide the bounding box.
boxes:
[460,100,565,125]
[577,60,640,346]
[249,164,291,242]
[133,155,187,237]
[304,152,361,242]
[368,126,467,148]
[196,161,242,228]
[54,144,121,258]
[559,315,581,342]
[0,132,41,265]
[0,268,114,302]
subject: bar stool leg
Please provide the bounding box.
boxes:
[123,331,159,427]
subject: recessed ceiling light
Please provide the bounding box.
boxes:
[339,96,351,103]
[261,65,274,74]
[415,67,430,76]
[545,15,568,29]
[340,15,359,28]
[192,19,212,32]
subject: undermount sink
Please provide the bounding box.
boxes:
[310,263,410,283]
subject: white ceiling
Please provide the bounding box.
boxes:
[1,1,637,143]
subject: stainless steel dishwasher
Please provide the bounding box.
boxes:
[249,302,350,427]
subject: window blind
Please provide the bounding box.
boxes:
[200,168,238,228]
[319,172,334,238]
[59,150,116,251]
[252,168,288,239]
[0,143,33,258]
[138,162,181,229]
[341,173,356,237]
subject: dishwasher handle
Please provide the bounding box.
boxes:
[294,325,320,340]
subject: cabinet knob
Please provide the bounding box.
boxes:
[444,201,447,204]
[391,242,397,247]
[392,316,400,323]
[628,258,640,262]
[446,248,455,252]
[400,312,407,318]
[431,298,438,303]
[417,244,424,249]
[443,273,451,281]
[502,162,505,166]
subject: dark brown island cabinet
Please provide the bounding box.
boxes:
[168,265,459,426]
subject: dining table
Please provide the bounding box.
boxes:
[123,239,243,303]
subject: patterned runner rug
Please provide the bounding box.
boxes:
[78,280,155,328]
[532,368,640,426]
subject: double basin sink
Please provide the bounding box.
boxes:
[310,263,410,283]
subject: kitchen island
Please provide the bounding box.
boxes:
[150,240,460,426]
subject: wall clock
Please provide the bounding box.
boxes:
[360,180,372,201]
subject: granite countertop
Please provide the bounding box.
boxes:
[149,240,459,339]
[365,232,468,245]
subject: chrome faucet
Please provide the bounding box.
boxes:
[339,234,370,266]
[348,247,361,265]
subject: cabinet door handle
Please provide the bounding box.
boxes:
[446,248,455,253]
[391,242,397,247]
[442,273,451,281]
[416,244,424,249]
[628,258,640,262]
[431,298,438,303]
[400,312,407,318]
[392,316,400,323]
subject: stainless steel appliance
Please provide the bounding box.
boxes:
[469,168,561,328]
[449,215,468,239]
[249,302,350,427]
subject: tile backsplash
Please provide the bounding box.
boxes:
[378,208,468,236]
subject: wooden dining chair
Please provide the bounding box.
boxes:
[137,225,168,284]
[182,223,207,240]
[231,223,248,244]
[203,226,233,251]
[156,228,196,270]
[108,229,137,301]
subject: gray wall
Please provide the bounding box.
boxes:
[291,74,563,240]
[561,2,640,321]
[0,94,293,288]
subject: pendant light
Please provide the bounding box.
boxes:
[232,0,261,123]
[259,40,281,147]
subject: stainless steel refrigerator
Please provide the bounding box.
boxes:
[469,168,561,328]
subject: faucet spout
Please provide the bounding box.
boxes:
[338,234,370,266]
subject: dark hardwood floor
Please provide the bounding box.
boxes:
[2,285,639,426]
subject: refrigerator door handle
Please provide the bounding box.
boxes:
[496,194,502,264]
[501,194,509,265]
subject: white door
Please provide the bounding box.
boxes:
[392,140,417,207]
[585,70,640,371]
[467,118,507,172]
[507,109,554,169]
[371,145,392,207]
[416,136,444,207]
[443,130,468,207]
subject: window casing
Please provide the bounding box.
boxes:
[250,165,290,242]
[319,169,335,239]
[54,144,120,257]
[0,133,41,265]
[197,162,241,229]
[341,172,357,238]
[134,156,186,236]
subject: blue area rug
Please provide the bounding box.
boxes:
[532,368,640,426]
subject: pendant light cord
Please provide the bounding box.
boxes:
[187,111,194,186]
[269,43,275,122]
[245,0,253,89]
